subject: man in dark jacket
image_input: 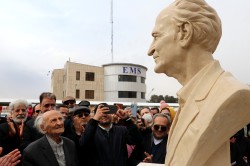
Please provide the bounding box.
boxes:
[0,99,29,156]
[79,103,142,166]
[62,106,90,166]
[22,110,79,166]
[129,113,171,165]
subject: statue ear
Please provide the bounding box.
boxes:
[177,21,193,48]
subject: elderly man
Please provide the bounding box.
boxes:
[148,0,250,165]
[22,110,79,166]
[62,106,90,165]
[0,99,29,156]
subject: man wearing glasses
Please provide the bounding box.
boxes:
[21,92,56,151]
[62,96,76,109]
[32,104,41,119]
[63,106,90,165]
[129,113,171,165]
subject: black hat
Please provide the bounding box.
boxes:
[78,100,90,107]
[72,106,90,116]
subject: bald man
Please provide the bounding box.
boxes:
[22,110,79,166]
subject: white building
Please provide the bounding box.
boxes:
[103,63,147,102]
[51,61,147,102]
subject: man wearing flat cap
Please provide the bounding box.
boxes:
[62,106,90,165]
[62,96,76,109]
[78,100,90,108]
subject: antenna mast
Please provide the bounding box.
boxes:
[111,0,114,63]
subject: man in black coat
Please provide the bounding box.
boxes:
[62,106,90,166]
[22,110,79,166]
[129,113,171,165]
[79,103,142,166]
[0,99,29,156]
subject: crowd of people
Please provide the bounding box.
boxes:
[0,92,173,166]
[1,92,250,166]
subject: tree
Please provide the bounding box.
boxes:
[164,95,178,103]
[149,94,178,103]
[149,95,160,103]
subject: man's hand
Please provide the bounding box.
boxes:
[19,120,24,138]
[143,152,153,163]
[0,147,21,166]
[93,104,109,121]
[6,117,16,137]
[116,109,129,120]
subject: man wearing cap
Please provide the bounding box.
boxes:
[79,103,142,166]
[62,106,90,165]
[78,100,90,108]
[62,96,76,109]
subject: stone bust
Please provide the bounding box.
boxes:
[148,0,250,165]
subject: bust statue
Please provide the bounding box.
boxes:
[148,0,250,165]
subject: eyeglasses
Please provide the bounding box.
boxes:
[35,110,41,113]
[43,104,56,108]
[64,100,75,105]
[76,113,90,118]
[153,125,168,132]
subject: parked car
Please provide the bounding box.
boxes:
[0,112,10,118]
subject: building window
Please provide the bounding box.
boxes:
[141,92,145,99]
[141,77,145,83]
[118,91,137,98]
[76,89,80,99]
[85,90,94,99]
[118,75,137,82]
[86,72,95,81]
[76,71,80,80]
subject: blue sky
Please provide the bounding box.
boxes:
[1,0,250,100]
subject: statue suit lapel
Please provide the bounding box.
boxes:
[166,61,224,163]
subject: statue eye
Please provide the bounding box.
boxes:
[153,33,160,40]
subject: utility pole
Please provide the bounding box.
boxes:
[147,88,154,100]
[110,0,114,63]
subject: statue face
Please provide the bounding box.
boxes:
[148,9,181,76]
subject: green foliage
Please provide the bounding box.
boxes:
[149,94,178,103]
